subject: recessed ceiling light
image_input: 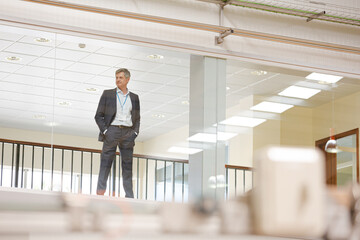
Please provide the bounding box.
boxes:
[85,87,98,92]
[181,100,189,105]
[251,70,268,76]
[78,43,86,48]
[147,54,164,60]
[306,72,343,84]
[226,86,231,91]
[250,101,294,113]
[33,114,46,120]
[278,86,321,99]
[220,116,266,127]
[168,146,203,155]
[188,132,237,143]
[6,56,21,62]
[152,113,165,119]
[34,37,51,43]
[58,101,71,106]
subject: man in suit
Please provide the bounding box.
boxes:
[95,68,140,198]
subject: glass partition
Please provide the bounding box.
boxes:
[0,24,56,189]
[0,23,192,201]
[224,60,360,197]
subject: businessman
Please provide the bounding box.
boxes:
[95,68,140,198]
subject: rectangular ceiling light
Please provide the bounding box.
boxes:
[168,146,203,155]
[306,72,343,84]
[250,101,294,113]
[278,86,321,99]
[188,133,216,143]
[188,132,238,143]
[218,132,238,141]
[220,116,266,127]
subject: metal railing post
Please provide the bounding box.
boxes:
[0,142,4,186]
[112,156,116,197]
[14,144,20,188]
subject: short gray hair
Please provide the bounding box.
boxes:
[115,68,131,79]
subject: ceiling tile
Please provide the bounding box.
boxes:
[153,64,189,77]
[0,39,13,51]
[0,90,53,106]
[0,71,9,80]
[138,72,180,85]
[100,67,119,77]
[154,103,189,114]
[55,70,93,82]
[85,75,114,87]
[139,101,161,110]
[57,41,102,53]
[18,35,61,47]
[82,53,127,66]
[116,59,163,72]
[0,30,23,41]
[54,90,100,104]
[0,62,23,73]
[169,77,189,87]
[0,98,35,112]
[15,65,54,78]
[53,80,80,90]
[29,57,74,70]
[65,62,110,75]
[157,85,188,96]
[0,52,37,65]
[128,80,162,92]
[43,48,90,61]
[0,107,24,118]
[2,73,46,86]
[5,42,53,56]
[95,47,137,58]
[139,93,177,104]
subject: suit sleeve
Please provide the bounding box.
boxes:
[94,91,107,133]
[133,94,140,134]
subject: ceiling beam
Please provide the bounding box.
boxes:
[21,0,360,55]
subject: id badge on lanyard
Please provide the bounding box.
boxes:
[117,92,128,121]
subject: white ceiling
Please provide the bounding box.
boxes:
[0,24,360,142]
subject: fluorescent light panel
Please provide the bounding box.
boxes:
[168,146,202,155]
[251,101,294,113]
[306,72,343,83]
[188,132,238,143]
[220,116,266,127]
[278,86,321,99]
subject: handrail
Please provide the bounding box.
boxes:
[0,138,188,163]
[0,138,254,199]
[225,164,253,171]
[0,138,252,166]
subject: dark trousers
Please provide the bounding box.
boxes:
[97,126,135,198]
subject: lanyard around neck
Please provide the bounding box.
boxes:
[116,92,128,110]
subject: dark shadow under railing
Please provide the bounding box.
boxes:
[0,138,252,201]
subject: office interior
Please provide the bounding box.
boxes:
[0,0,359,239]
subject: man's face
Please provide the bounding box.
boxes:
[116,72,130,89]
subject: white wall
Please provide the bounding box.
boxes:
[142,125,189,159]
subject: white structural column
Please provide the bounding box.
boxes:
[188,55,226,202]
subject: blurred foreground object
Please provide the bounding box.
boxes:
[253,146,325,238]
[326,185,360,240]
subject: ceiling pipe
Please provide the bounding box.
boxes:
[306,11,326,22]
[21,0,360,55]
[198,0,360,27]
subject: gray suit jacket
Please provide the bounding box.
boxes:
[94,88,140,142]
